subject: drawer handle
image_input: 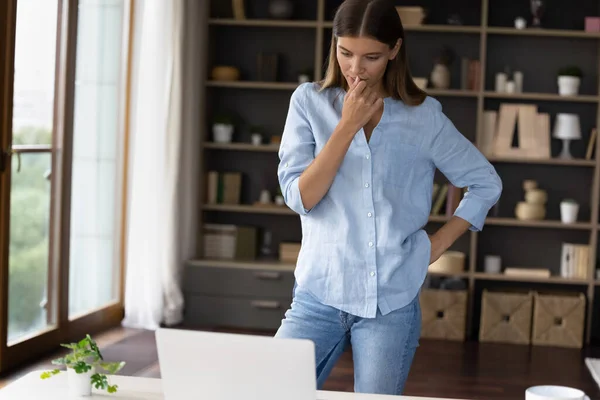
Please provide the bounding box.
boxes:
[253,271,281,280]
[251,300,281,310]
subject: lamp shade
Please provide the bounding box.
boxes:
[553,113,582,140]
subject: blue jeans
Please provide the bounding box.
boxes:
[274,284,421,395]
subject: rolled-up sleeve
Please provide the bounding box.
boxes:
[277,83,315,215]
[428,104,502,231]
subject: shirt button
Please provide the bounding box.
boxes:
[285,162,289,167]
[365,154,370,159]
[368,241,373,247]
[370,271,376,277]
[364,182,370,188]
[367,212,372,217]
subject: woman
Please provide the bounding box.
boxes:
[275,0,502,395]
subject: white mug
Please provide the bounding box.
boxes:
[526,385,589,400]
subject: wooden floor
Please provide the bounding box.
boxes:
[1,326,599,399]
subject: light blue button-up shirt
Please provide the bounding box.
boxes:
[278,82,502,318]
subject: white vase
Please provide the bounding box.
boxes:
[67,367,94,397]
[213,124,233,143]
[251,133,262,145]
[298,74,310,83]
[557,76,580,96]
[560,202,579,223]
[430,64,450,89]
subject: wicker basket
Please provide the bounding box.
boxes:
[479,289,533,345]
[531,292,586,348]
[420,289,467,341]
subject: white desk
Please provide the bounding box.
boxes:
[0,371,467,400]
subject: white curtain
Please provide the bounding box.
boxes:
[122,0,204,330]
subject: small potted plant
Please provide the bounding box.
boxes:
[297,68,313,83]
[430,46,454,89]
[560,198,579,224]
[557,66,583,96]
[212,114,235,143]
[249,125,263,146]
[40,334,125,397]
[274,186,285,206]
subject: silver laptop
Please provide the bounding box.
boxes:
[155,327,316,400]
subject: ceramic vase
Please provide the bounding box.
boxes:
[558,76,580,96]
[67,367,94,397]
[430,64,450,89]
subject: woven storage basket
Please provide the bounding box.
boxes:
[420,289,467,341]
[479,289,533,345]
[531,292,585,348]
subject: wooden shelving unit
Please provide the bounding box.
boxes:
[191,0,600,344]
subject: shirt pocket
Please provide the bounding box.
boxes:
[382,141,418,188]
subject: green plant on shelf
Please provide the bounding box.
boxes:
[558,66,583,78]
[213,113,235,125]
[40,334,126,394]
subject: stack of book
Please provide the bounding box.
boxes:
[202,223,257,260]
[431,183,465,216]
[560,243,590,279]
[206,171,242,205]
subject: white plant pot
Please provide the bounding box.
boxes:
[67,366,94,397]
[560,202,579,224]
[251,133,262,146]
[430,64,450,89]
[213,123,233,143]
[558,76,580,96]
[298,74,310,83]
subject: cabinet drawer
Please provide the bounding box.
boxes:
[184,294,291,331]
[184,263,295,298]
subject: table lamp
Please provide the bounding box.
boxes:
[553,113,581,159]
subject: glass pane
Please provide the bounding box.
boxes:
[8,153,52,342]
[7,0,59,343]
[11,0,58,145]
[68,0,124,318]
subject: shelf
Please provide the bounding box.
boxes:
[474,272,589,285]
[426,89,479,98]
[204,204,456,223]
[208,18,318,28]
[485,217,593,230]
[206,81,299,90]
[486,156,596,167]
[323,22,482,34]
[486,27,600,39]
[204,142,280,152]
[484,91,599,103]
[202,206,592,230]
[189,259,471,276]
[189,258,296,272]
[405,25,482,34]
[428,271,469,278]
[202,204,296,215]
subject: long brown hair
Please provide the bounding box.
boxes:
[320,0,426,106]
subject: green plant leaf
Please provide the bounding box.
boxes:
[100,361,126,374]
[40,369,60,379]
[78,337,90,349]
[87,334,103,360]
[91,373,109,390]
[107,384,118,393]
[60,343,79,350]
[73,361,92,374]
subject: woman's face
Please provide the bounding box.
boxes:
[336,36,401,90]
